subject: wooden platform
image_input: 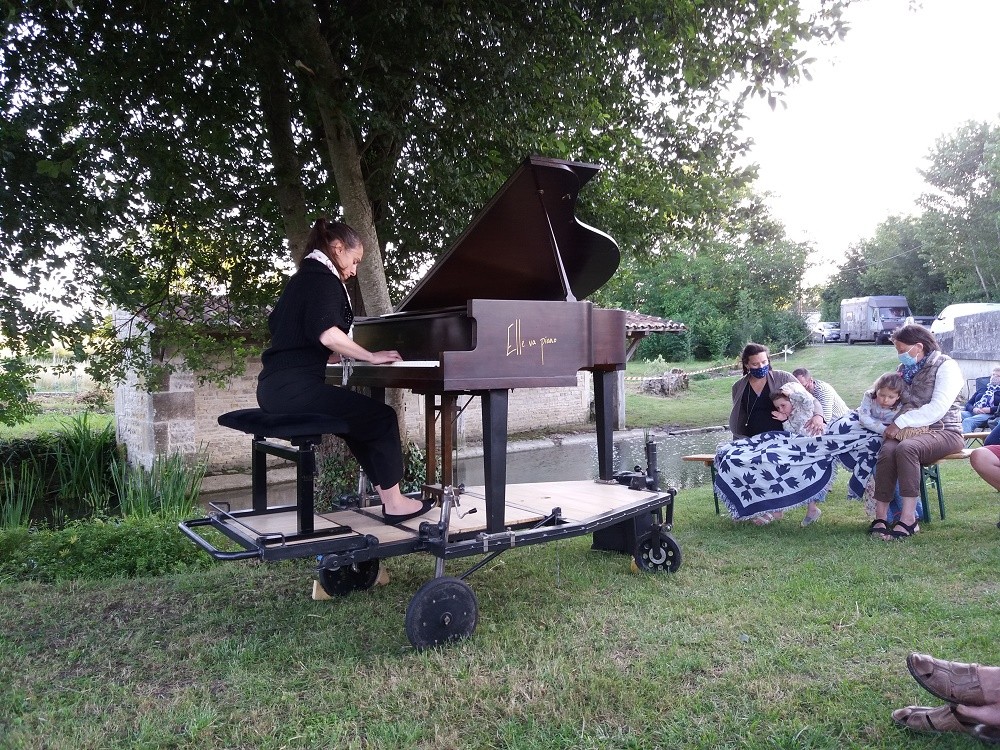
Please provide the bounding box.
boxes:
[211,480,666,547]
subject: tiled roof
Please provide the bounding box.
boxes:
[623,310,687,334]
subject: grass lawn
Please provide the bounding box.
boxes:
[4,463,1000,747]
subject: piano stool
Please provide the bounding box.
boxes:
[919,448,973,523]
[216,408,351,538]
[681,454,719,514]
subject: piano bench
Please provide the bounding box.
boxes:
[217,408,350,534]
[218,408,349,442]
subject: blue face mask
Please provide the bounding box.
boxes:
[898,345,917,367]
[749,364,770,379]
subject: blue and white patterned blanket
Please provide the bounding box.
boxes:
[714,413,883,521]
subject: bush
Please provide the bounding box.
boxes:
[0,517,215,582]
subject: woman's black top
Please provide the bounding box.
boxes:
[744,381,783,436]
[259,258,353,380]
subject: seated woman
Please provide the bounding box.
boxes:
[256,217,434,525]
[870,324,964,540]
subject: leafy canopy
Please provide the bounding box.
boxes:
[1,0,848,421]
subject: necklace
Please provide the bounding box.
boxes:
[745,381,764,428]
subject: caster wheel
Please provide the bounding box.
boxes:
[405,576,478,649]
[317,559,381,597]
[633,532,682,573]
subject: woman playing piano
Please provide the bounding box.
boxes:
[256,217,434,524]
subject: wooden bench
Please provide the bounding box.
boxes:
[964,431,991,448]
[919,448,973,522]
[682,453,719,513]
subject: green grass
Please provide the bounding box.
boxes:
[2,463,998,748]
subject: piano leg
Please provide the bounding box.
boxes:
[593,370,615,481]
[481,389,509,533]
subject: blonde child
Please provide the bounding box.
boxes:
[859,372,925,518]
[858,372,907,436]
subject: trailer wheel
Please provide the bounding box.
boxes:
[405,576,478,649]
[632,531,682,573]
[317,559,381,597]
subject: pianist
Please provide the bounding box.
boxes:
[256,217,434,524]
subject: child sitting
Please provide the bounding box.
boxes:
[858,372,907,435]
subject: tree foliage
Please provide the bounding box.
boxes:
[819,118,1000,321]
[1,0,849,421]
[918,120,1000,300]
[594,190,811,359]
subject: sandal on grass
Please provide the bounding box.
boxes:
[889,519,920,539]
[907,652,998,706]
[891,705,978,736]
[868,519,891,536]
[750,512,773,526]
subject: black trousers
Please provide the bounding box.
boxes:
[257,367,404,489]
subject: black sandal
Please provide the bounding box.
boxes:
[890,519,920,539]
[868,519,891,536]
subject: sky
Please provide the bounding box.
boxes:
[738,0,1000,285]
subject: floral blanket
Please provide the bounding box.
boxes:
[713,413,883,521]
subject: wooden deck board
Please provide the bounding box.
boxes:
[215,481,669,547]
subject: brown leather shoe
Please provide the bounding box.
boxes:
[907,653,999,706]
[891,705,977,736]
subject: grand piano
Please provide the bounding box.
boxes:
[328,156,630,533]
[182,156,680,649]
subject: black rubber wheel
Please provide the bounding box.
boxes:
[404,576,478,649]
[633,532,682,573]
[317,559,381,597]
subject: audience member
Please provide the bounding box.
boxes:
[869,325,964,541]
[793,367,849,422]
[961,367,1000,433]
[893,652,1000,742]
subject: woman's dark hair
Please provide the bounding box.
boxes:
[890,324,940,354]
[740,343,769,375]
[304,217,361,261]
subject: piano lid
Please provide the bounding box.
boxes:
[395,156,620,313]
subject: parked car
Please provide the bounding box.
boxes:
[812,321,840,343]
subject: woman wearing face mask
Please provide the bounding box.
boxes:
[870,324,964,540]
[729,343,825,440]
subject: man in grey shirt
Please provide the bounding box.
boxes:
[794,367,849,423]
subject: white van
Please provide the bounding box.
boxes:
[930,303,1000,336]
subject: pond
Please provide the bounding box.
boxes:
[454,427,731,490]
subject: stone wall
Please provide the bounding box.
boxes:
[951,310,1000,382]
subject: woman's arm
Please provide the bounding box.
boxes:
[319,325,402,365]
[894,358,963,428]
